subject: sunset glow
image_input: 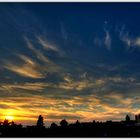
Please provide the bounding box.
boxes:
[0,3,140,126]
[5,116,14,121]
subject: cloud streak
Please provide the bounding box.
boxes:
[1,36,64,79]
[37,36,60,53]
[118,25,140,50]
[37,36,64,57]
[104,29,111,50]
[3,61,44,79]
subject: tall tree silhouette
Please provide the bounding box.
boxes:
[37,115,44,127]
[125,114,130,122]
[75,120,80,125]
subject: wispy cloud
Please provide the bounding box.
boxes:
[18,54,36,66]
[0,82,47,92]
[104,29,111,50]
[134,37,140,46]
[93,21,112,50]
[58,74,106,91]
[2,36,64,79]
[1,36,54,78]
[3,60,44,79]
[120,35,132,49]
[94,23,140,51]
[37,36,64,56]
[24,37,50,63]
[24,36,62,73]
[118,25,140,49]
[60,23,68,41]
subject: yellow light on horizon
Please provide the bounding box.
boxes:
[3,111,15,121]
[5,115,14,121]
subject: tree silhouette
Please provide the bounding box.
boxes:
[50,122,58,129]
[11,121,15,126]
[138,114,140,122]
[125,114,130,122]
[60,119,68,127]
[37,115,44,127]
[75,120,80,126]
[135,114,140,123]
[135,115,138,122]
[3,119,9,126]
[74,120,81,128]
[1,113,140,137]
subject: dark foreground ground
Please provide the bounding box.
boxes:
[1,121,140,137]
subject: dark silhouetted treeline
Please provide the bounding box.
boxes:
[1,114,140,137]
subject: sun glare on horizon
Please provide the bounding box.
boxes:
[5,115,14,121]
[3,111,15,121]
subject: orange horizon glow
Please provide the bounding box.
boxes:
[0,94,139,125]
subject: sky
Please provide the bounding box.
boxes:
[0,3,140,126]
